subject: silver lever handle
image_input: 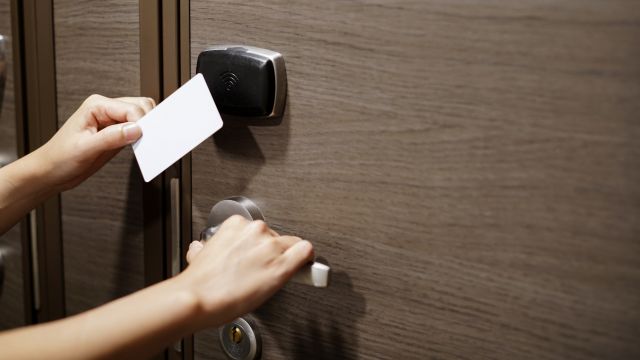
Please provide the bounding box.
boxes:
[200,196,330,288]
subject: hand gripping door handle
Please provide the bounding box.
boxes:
[200,197,330,288]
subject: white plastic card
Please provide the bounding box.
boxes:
[132,73,222,182]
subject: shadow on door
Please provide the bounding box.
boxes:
[255,266,366,359]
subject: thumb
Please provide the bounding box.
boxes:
[87,122,142,154]
[186,241,205,264]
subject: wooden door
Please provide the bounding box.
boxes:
[0,0,25,330]
[53,0,145,316]
[189,1,640,359]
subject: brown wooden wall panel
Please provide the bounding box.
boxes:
[191,1,640,359]
[54,0,143,315]
[0,0,24,330]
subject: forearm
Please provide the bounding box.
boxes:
[0,148,57,234]
[0,95,152,235]
[0,274,204,360]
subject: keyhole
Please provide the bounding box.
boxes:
[230,325,243,344]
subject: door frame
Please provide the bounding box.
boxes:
[140,0,193,358]
[9,0,194,357]
[10,0,64,324]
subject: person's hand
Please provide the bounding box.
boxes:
[178,215,314,328]
[36,94,155,191]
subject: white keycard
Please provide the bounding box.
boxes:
[132,73,223,182]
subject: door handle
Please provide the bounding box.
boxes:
[200,196,330,288]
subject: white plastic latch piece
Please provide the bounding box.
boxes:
[291,262,330,288]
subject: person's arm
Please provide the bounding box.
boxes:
[0,275,198,359]
[0,95,154,234]
[0,215,314,359]
[0,148,57,234]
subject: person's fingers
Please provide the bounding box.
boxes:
[272,235,302,252]
[256,236,298,258]
[268,227,279,237]
[218,215,250,233]
[244,220,270,237]
[83,94,146,128]
[84,122,142,154]
[186,241,204,264]
[116,97,156,114]
[277,240,314,277]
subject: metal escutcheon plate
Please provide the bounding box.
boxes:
[207,196,264,226]
[200,197,265,241]
[219,317,262,360]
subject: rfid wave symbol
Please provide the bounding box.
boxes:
[219,71,239,91]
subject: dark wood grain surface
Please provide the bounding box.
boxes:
[54,0,144,315]
[0,0,25,330]
[190,1,640,359]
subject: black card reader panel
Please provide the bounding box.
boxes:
[196,46,286,119]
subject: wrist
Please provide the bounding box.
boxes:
[170,268,235,332]
[162,274,206,333]
[0,147,58,233]
[1,148,58,201]
[29,144,64,194]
